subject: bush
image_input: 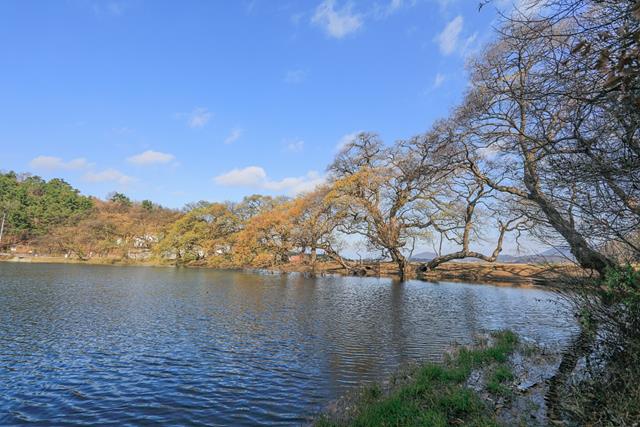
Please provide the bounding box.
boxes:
[560,265,640,425]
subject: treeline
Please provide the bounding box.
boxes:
[0,172,93,240]
[0,172,180,260]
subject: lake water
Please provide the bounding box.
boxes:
[0,263,575,426]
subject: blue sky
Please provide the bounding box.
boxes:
[1,0,508,209]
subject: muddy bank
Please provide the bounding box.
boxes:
[266,260,577,288]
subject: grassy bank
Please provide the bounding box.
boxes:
[315,331,555,427]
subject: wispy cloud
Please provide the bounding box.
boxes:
[335,131,362,152]
[224,128,243,145]
[436,0,456,11]
[372,0,411,19]
[433,72,446,89]
[127,150,175,165]
[436,15,463,55]
[388,0,404,12]
[177,107,213,128]
[284,69,307,84]
[311,0,363,39]
[285,139,305,152]
[214,166,325,195]
[29,156,91,171]
[461,31,479,56]
[83,169,134,185]
[92,1,128,16]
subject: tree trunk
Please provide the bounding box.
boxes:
[390,249,408,281]
[528,190,615,275]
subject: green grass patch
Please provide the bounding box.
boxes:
[486,364,515,398]
[317,331,518,426]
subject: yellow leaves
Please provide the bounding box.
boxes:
[154,203,240,263]
[325,168,385,208]
[232,201,296,267]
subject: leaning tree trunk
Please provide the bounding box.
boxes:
[527,188,615,276]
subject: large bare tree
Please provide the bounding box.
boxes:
[453,14,630,274]
[327,133,454,280]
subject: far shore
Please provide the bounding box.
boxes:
[0,254,576,288]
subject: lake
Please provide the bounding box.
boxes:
[0,263,575,426]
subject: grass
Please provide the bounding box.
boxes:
[486,365,515,398]
[316,331,518,427]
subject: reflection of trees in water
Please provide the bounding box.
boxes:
[313,279,493,390]
[459,287,481,339]
[125,268,571,397]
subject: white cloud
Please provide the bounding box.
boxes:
[214,166,267,187]
[127,150,175,165]
[284,69,307,84]
[286,140,305,152]
[478,144,500,160]
[224,128,243,145]
[371,0,404,19]
[186,107,213,128]
[29,156,91,171]
[437,0,456,10]
[83,169,134,185]
[214,166,325,195]
[335,131,362,152]
[91,1,129,16]
[311,0,363,39]
[436,15,463,55]
[433,73,446,88]
[389,0,404,12]
[461,32,479,57]
[263,171,325,195]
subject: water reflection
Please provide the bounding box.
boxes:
[0,263,575,426]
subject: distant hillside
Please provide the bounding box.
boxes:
[411,247,575,264]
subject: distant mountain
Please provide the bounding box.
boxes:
[540,247,574,258]
[411,251,438,261]
[410,246,575,264]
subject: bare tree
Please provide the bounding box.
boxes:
[422,179,528,270]
[454,16,624,274]
[327,133,454,280]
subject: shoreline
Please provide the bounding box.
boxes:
[0,254,573,288]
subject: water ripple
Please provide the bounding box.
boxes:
[0,263,576,425]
